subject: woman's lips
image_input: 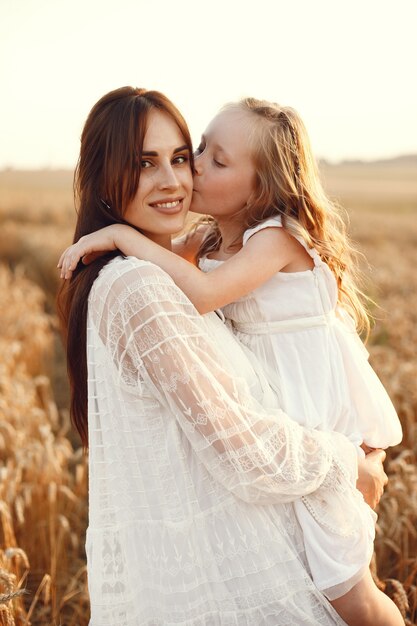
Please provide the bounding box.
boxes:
[149,198,184,214]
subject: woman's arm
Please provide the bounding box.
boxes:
[90,258,385,518]
[59,224,301,314]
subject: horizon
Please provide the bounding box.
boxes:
[1,152,417,174]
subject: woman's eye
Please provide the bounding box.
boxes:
[141,160,153,169]
[173,155,189,165]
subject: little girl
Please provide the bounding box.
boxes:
[59,98,403,625]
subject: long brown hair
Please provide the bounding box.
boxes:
[57,86,193,448]
[199,98,370,334]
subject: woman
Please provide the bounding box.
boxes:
[58,86,387,625]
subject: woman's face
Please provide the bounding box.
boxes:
[124,109,193,247]
[191,110,256,219]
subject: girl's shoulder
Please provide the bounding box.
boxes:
[242,216,283,246]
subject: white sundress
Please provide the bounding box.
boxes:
[199,216,402,600]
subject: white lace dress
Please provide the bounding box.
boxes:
[199,216,402,601]
[85,255,366,625]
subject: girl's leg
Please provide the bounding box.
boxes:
[330,570,404,626]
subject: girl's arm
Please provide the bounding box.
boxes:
[59,223,308,314]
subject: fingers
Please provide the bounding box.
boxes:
[57,245,84,279]
[58,255,74,279]
[58,242,108,279]
[57,249,69,269]
[368,448,386,462]
[378,449,387,462]
[59,254,76,279]
[357,447,389,509]
[371,448,388,488]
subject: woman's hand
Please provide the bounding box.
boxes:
[357,448,388,509]
[360,442,376,455]
[58,225,125,279]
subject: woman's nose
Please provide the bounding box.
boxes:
[159,164,180,190]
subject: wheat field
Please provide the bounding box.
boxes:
[0,160,416,625]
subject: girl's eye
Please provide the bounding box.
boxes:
[213,158,225,168]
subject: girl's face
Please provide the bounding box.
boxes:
[124,109,193,247]
[191,110,256,219]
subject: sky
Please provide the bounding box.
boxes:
[0,0,416,168]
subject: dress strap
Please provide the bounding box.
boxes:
[242,216,283,246]
[242,216,323,268]
[233,311,336,335]
[289,231,322,267]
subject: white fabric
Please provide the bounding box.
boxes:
[85,255,359,625]
[233,310,337,334]
[200,215,402,600]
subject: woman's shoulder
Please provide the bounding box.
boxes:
[90,256,177,308]
[97,255,173,284]
[88,254,199,335]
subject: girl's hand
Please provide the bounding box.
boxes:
[58,226,121,279]
[357,448,388,509]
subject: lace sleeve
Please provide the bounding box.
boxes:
[90,257,358,506]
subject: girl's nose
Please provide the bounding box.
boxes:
[193,153,203,176]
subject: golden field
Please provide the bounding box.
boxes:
[0,159,416,624]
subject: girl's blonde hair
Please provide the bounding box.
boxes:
[198,97,370,336]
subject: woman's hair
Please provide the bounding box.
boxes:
[199,97,370,334]
[57,86,193,448]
